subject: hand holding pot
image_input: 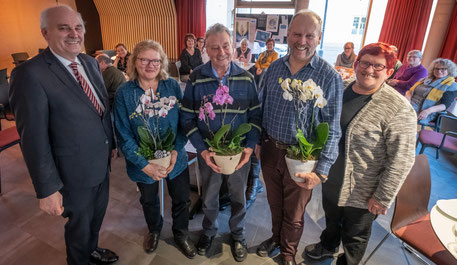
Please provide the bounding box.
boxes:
[201,149,222,173]
[166,150,178,174]
[295,172,324,189]
[235,147,253,170]
[142,163,167,181]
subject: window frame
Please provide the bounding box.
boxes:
[235,0,295,9]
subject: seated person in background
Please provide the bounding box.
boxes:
[335,42,356,68]
[406,58,457,125]
[388,45,402,79]
[235,38,252,63]
[197,37,210,64]
[251,38,278,85]
[179,33,203,82]
[387,49,427,95]
[113,43,131,73]
[96,54,126,109]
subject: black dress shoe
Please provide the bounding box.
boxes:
[90,247,119,264]
[196,234,213,256]
[219,196,231,211]
[175,238,197,259]
[246,178,263,202]
[143,232,160,254]
[231,239,248,262]
[257,237,280,258]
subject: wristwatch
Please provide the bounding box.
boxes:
[315,172,328,183]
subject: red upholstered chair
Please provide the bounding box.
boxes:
[0,126,20,194]
[418,114,457,159]
[363,155,457,265]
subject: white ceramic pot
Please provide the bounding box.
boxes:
[284,156,317,183]
[148,155,171,170]
[213,152,243,175]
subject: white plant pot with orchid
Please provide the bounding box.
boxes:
[198,82,252,174]
[279,77,329,182]
[131,88,177,171]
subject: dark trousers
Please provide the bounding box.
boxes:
[320,174,376,265]
[261,136,312,260]
[249,153,261,180]
[197,154,250,240]
[136,168,190,240]
[61,175,109,265]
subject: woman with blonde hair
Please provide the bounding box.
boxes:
[114,40,196,259]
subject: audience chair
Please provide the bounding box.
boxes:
[417,114,457,159]
[168,61,180,82]
[11,52,30,67]
[363,155,457,265]
[0,71,14,131]
[0,126,20,195]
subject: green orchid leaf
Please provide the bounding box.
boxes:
[230,123,251,141]
[137,126,153,145]
[315,122,329,146]
[214,124,231,149]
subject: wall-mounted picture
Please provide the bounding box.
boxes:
[266,15,279,32]
[255,30,271,43]
[236,20,250,42]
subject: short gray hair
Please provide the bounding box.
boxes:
[40,5,86,33]
[408,50,422,59]
[290,9,323,33]
[95,54,112,65]
[390,45,398,54]
[205,23,231,41]
[240,38,249,45]
[428,58,457,79]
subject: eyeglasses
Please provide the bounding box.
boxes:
[344,47,352,50]
[434,67,447,72]
[137,58,161,66]
[407,55,419,59]
[357,60,386,71]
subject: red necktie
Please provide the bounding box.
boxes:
[69,62,102,116]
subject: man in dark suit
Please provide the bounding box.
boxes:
[9,5,119,265]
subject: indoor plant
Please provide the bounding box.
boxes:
[130,89,177,169]
[279,77,329,182]
[198,83,251,174]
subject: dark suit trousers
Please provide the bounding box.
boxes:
[260,136,312,261]
[320,155,376,265]
[61,175,109,265]
[136,167,190,240]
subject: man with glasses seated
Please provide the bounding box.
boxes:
[387,49,427,95]
[304,43,417,265]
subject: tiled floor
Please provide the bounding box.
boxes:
[1,118,456,265]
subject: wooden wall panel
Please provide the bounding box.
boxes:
[93,0,178,61]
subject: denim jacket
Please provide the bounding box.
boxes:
[114,78,187,184]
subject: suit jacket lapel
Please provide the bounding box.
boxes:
[78,55,110,115]
[43,49,102,116]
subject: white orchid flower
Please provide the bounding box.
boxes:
[135,105,142,114]
[313,86,324,99]
[140,95,152,105]
[299,88,313,102]
[160,97,169,104]
[290,79,299,89]
[314,96,327,108]
[148,110,155,117]
[158,108,168,118]
[281,79,290,91]
[283,91,293,101]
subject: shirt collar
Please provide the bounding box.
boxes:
[282,51,319,72]
[49,48,81,66]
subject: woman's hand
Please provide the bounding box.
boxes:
[405,90,412,102]
[418,108,431,120]
[256,67,263,75]
[166,150,178,174]
[387,79,398,86]
[142,163,167,181]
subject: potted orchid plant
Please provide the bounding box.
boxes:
[198,83,251,174]
[130,89,177,168]
[279,77,329,182]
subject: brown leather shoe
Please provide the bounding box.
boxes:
[143,232,160,254]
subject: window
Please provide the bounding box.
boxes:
[352,17,360,35]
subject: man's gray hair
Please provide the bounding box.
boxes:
[95,54,112,65]
[290,9,323,33]
[408,49,422,59]
[40,5,86,33]
[205,23,231,40]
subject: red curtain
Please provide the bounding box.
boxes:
[175,0,206,56]
[378,0,433,63]
[438,2,457,62]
